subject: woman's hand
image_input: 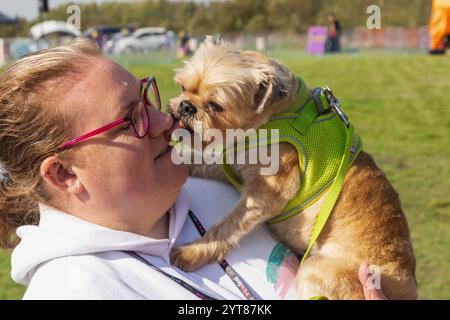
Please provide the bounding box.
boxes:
[359,262,387,300]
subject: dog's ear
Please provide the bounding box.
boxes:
[253,68,289,114]
[240,51,289,113]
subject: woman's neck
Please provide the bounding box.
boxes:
[64,204,171,240]
[147,212,170,240]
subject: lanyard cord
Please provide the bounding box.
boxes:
[125,209,256,300]
[127,251,216,300]
[188,210,256,300]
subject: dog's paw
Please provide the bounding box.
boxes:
[170,243,216,272]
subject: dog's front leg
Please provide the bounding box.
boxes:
[171,148,300,272]
[170,183,284,271]
[188,163,229,183]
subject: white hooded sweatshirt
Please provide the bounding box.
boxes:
[11,177,300,300]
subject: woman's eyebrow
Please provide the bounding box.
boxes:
[125,97,141,110]
[119,80,142,116]
[119,98,140,118]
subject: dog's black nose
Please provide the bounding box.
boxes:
[179,100,197,116]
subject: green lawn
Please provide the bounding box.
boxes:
[1,49,449,299]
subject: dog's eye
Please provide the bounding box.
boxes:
[181,85,186,92]
[207,102,224,112]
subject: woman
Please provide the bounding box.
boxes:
[0,39,384,300]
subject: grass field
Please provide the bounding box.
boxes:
[0,49,449,299]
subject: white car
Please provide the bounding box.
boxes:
[112,27,169,54]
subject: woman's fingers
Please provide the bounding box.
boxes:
[359,262,388,300]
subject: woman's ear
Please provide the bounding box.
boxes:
[40,156,84,194]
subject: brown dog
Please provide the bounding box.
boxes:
[168,39,417,299]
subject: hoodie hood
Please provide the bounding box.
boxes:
[11,187,190,286]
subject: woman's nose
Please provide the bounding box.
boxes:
[148,107,173,138]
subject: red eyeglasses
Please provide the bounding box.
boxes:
[58,76,161,151]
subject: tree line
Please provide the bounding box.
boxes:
[0,0,432,38]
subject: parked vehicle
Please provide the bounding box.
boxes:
[30,20,81,40]
[9,38,49,60]
[84,25,135,51]
[111,27,169,54]
[8,20,80,60]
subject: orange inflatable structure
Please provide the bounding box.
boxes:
[429,0,450,51]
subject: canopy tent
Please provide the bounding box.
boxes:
[29,20,81,40]
[0,11,17,25]
[429,0,450,51]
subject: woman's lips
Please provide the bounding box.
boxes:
[155,119,183,160]
[155,144,173,160]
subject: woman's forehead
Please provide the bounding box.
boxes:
[63,58,138,102]
[109,61,137,87]
[62,58,139,130]
[97,60,138,97]
[95,61,140,116]
[98,58,138,93]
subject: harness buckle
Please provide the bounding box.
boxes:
[322,86,350,128]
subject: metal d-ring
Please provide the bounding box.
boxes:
[322,86,350,127]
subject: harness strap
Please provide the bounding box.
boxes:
[282,76,311,114]
[291,91,331,135]
[300,123,355,265]
[221,80,329,191]
[221,84,356,270]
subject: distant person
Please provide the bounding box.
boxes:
[167,31,175,50]
[88,29,101,48]
[178,30,191,59]
[429,0,450,54]
[325,13,342,53]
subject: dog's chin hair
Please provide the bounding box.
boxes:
[181,114,214,137]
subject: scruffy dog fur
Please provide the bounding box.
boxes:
[168,39,417,299]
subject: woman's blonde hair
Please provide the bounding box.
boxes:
[0,38,100,248]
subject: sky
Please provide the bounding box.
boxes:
[0,0,213,21]
[0,0,118,21]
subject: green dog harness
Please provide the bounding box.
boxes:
[221,77,362,264]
